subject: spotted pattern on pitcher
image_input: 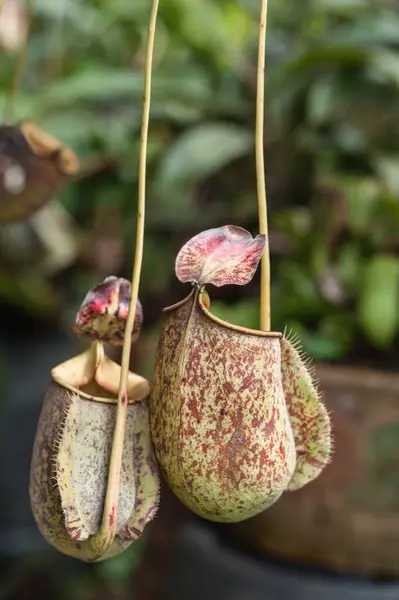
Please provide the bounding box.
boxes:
[150,224,332,523]
[150,292,297,522]
[119,401,160,541]
[281,337,332,491]
[29,382,159,562]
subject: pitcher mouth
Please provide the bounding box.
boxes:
[50,343,150,404]
[163,288,282,339]
[50,374,118,404]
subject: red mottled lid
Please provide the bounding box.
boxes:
[73,276,142,345]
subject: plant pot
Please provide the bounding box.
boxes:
[226,363,399,578]
[161,519,399,600]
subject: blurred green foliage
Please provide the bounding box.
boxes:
[2,0,399,355]
[1,0,399,597]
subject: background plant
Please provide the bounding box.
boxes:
[1,0,399,597]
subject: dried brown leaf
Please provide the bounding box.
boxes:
[0,122,79,223]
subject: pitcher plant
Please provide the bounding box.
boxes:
[149,0,332,523]
[29,0,161,562]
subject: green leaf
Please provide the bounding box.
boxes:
[338,243,362,292]
[373,154,399,196]
[156,123,253,193]
[209,299,260,330]
[342,176,380,231]
[327,13,399,47]
[31,69,211,112]
[358,255,399,348]
[319,0,369,11]
[307,77,337,125]
[370,50,399,87]
[163,0,243,69]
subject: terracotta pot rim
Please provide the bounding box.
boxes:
[315,362,399,389]
[163,288,282,339]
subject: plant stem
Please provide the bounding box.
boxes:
[256,0,270,331]
[91,0,159,558]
